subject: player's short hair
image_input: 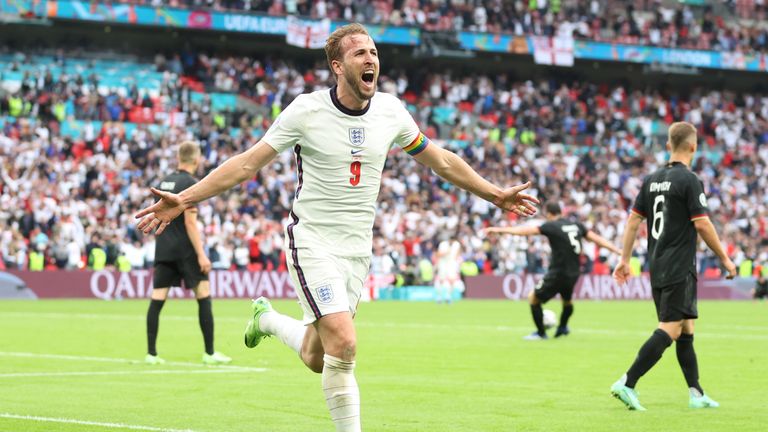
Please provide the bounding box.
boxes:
[668,122,697,151]
[324,23,370,79]
[178,140,201,165]
[545,201,561,216]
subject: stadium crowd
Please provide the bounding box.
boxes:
[1,49,767,282]
[111,0,768,54]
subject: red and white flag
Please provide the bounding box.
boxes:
[532,36,574,67]
[286,16,331,49]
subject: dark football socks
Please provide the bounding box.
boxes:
[676,333,704,394]
[197,296,215,355]
[146,299,165,356]
[559,303,574,328]
[530,304,546,336]
[625,328,673,388]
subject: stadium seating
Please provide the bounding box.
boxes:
[108,0,768,53]
[1,48,766,280]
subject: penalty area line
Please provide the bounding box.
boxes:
[0,412,197,432]
[0,368,258,378]
[0,352,266,372]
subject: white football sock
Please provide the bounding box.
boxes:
[322,354,360,432]
[258,311,306,354]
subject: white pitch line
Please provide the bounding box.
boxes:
[696,323,768,332]
[0,413,196,432]
[0,369,254,378]
[0,352,266,373]
[355,321,768,340]
[0,311,230,322]
[3,311,767,340]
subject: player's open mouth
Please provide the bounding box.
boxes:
[361,70,375,87]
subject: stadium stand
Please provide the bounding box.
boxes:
[2,45,766,280]
[109,0,768,53]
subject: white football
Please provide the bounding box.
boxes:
[542,309,557,329]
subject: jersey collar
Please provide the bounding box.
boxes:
[330,86,370,117]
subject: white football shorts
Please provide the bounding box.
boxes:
[286,247,370,325]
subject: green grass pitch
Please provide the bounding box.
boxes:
[0,299,766,431]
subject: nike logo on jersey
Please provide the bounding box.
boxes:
[351,149,364,155]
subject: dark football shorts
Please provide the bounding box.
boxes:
[153,257,207,290]
[534,272,580,303]
[653,272,698,322]
[755,286,768,299]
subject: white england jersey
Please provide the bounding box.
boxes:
[263,87,428,257]
[436,240,462,279]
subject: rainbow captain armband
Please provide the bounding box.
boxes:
[403,132,429,156]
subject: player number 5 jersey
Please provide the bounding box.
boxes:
[539,218,588,277]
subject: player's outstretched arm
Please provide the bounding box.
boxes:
[693,217,737,279]
[613,212,644,285]
[482,226,541,237]
[136,141,278,234]
[586,231,622,255]
[411,144,539,217]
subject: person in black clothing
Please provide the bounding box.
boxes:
[752,269,768,300]
[144,140,231,365]
[611,122,736,410]
[484,201,621,340]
